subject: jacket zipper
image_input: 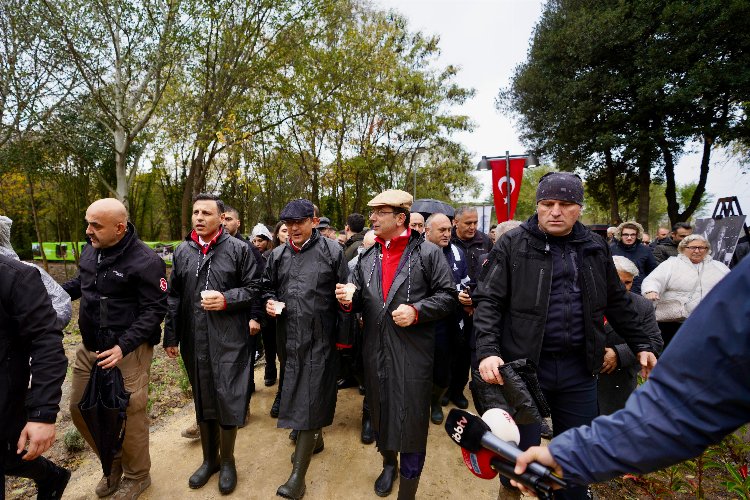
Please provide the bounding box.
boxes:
[535,268,545,307]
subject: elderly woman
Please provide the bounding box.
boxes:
[598,256,663,415]
[641,233,730,346]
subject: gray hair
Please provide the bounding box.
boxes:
[612,255,639,277]
[678,234,711,255]
[454,206,478,220]
[0,215,13,251]
[495,220,523,240]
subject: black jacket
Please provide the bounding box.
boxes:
[598,292,663,415]
[653,238,679,264]
[610,241,657,294]
[473,216,653,374]
[343,229,368,262]
[63,223,168,356]
[349,231,457,452]
[261,229,348,430]
[164,230,257,426]
[0,255,67,441]
[451,227,492,285]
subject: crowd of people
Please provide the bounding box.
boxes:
[1,172,747,500]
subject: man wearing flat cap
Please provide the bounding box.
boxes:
[336,189,457,499]
[260,198,349,499]
[472,172,658,500]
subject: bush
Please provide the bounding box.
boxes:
[63,428,85,452]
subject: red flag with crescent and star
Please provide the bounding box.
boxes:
[490,158,525,223]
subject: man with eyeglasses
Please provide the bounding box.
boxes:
[335,189,457,499]
[261,199,349,499]
[610,221,657,294]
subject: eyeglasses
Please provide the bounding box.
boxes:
[685,246,708,251]
[369,210,396,218]
[282,218,310,227]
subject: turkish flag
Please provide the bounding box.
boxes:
[490,158,525,222]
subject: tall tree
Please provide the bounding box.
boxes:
[40,0,185,207]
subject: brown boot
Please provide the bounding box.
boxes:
[181,421,201,440]
[111,475,152,500]
[95,459,123,497]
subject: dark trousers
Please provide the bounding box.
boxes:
[518,351,598,500]
[448,315,471,397]
[433,324,451,388]
[657,321,682,348]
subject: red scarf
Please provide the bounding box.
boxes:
[375,229,411,301]
[190,227,223,254]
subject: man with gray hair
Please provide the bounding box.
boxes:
[448,206,492,409]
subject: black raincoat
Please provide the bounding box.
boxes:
[261,229,348,430]
[349,231,457,453]
[164,230,257,426]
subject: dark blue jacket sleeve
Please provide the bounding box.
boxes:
[549,257,750,485]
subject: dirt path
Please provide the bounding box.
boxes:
[61,367,503,500]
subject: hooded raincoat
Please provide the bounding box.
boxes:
[164,230,257,426]
[348,231,457,453]
[260,229,349,430]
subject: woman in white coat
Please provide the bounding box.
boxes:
[641,234,730,346]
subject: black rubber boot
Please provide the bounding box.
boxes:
[289,429,299,442]
[6,455,71,500]
[361,399,374,444]
[374,450,398,497]
[219,426,238,494]
[277,429,319,499]
[290,430,324,463]
[430,385,447,425]
[189,421,220,489]
[397,475,420,500]
[271,390,282,418]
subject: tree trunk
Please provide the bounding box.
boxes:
[656,133,680,225]
[26,173,48,272]
[680,135,712,220]
[604,150,621,225]
[113,127,131,207]
[636,155,652,232]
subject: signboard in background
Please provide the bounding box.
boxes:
[476,205,494,235]
[693,215,747,267]
[33,241,180,266]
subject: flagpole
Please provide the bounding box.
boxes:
[505,150,511,221]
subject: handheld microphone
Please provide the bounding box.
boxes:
[445,408,566,488]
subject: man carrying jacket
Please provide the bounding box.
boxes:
[336,190,457,499]
[474,173,657,500]
[63,198,168,500]
[1,255,69,498]
[262,199,348,500]
[164,194,257,495]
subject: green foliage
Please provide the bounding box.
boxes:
[63,428,86,453]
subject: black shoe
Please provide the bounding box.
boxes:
[359,385,366,396]
[440,393,449,407]
[6,455,70,500]
[374,451,398,497]
[336,376,358,390]
[361,400,374,445]
[270,390,282,418]
[265,364,278,387]
[289,429,299,442]
[450,392,469,410]
[189,421,220,489]
[430,386,447,425]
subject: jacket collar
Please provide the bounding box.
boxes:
[289,228,320,253]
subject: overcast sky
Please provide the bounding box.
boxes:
[375,0,750,218]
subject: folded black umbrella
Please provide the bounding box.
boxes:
[78,297,131,478]
[470,359,550,425]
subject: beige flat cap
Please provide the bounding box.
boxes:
[367,189,413,209]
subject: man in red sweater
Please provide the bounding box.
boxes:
[336,189,457,499]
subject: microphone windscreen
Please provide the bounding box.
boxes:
[482,408,520,445]
[461,447,498,479]
[445,408,491,453]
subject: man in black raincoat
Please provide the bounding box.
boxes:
[261,199,348,500]
[336,189,457,499]
[164,194,257,495]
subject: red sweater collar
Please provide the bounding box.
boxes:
[190,227,223,254]
[375,228,411,250]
